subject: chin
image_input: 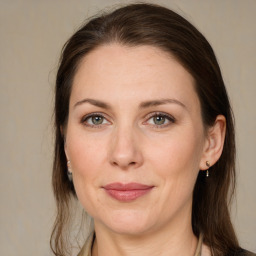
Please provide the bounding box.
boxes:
[108,222,152,236]
[96,209,155,236]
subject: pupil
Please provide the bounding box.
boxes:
[154,116,165,125]
[92,116,103,125]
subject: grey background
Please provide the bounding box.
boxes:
[0,0,255,255]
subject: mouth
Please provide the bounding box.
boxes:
[103,182,154,202]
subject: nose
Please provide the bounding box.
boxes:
[109,126,143,170]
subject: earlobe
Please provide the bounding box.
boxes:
[200,115,226,170]
[64,144,68,159]
[62,130,72,180]
[64,141,70,161]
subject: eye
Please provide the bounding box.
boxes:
[145,112,175,127]
[82,113,110,127]
[152,115,167,125]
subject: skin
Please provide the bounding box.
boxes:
[64,44,225,256]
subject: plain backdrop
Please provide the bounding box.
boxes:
[0,0,255,255]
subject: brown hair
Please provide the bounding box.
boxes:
[51,3,239,256]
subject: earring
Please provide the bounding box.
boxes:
[206,161,210,177]
[67,160,73,182]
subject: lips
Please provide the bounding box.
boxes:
[103,182,154,202]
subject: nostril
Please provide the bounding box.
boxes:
[111,160,137,168]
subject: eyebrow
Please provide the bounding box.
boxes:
[73,98,186,109]
[74,98,111,109]
[139,98,186,109]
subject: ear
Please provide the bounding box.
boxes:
[60,125,69,160]
[64,142,69,160]
[199,115,226,170]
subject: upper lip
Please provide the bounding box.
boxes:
[103,182,154,190]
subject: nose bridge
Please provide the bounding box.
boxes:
[109,122,143,169]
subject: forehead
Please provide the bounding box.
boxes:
[71,44,199,110]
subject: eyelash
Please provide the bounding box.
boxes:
[81,112,175,128]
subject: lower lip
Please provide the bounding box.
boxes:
[105,188,153,202]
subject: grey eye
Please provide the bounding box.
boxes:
[153,116,166,125]
[91,116,104,125]
[146,113,175,127]
[83,114,109,126]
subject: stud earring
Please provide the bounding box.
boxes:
[67,160,73,182]
[206,161,210,177]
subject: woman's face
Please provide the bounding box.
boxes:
[65,44,208,235]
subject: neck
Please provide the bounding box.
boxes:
[92,211,198,256]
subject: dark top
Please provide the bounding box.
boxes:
[234,248,256,256]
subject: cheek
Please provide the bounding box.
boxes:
[66,132,107,213]
[148,129,204,201]
[150,132,203,176]
[67,127,104,165]
[66,129,108,190]
[159,138,202,195]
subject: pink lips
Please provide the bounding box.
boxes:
[103,183,154,202]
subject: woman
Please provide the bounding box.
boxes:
[51,3,255,256]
